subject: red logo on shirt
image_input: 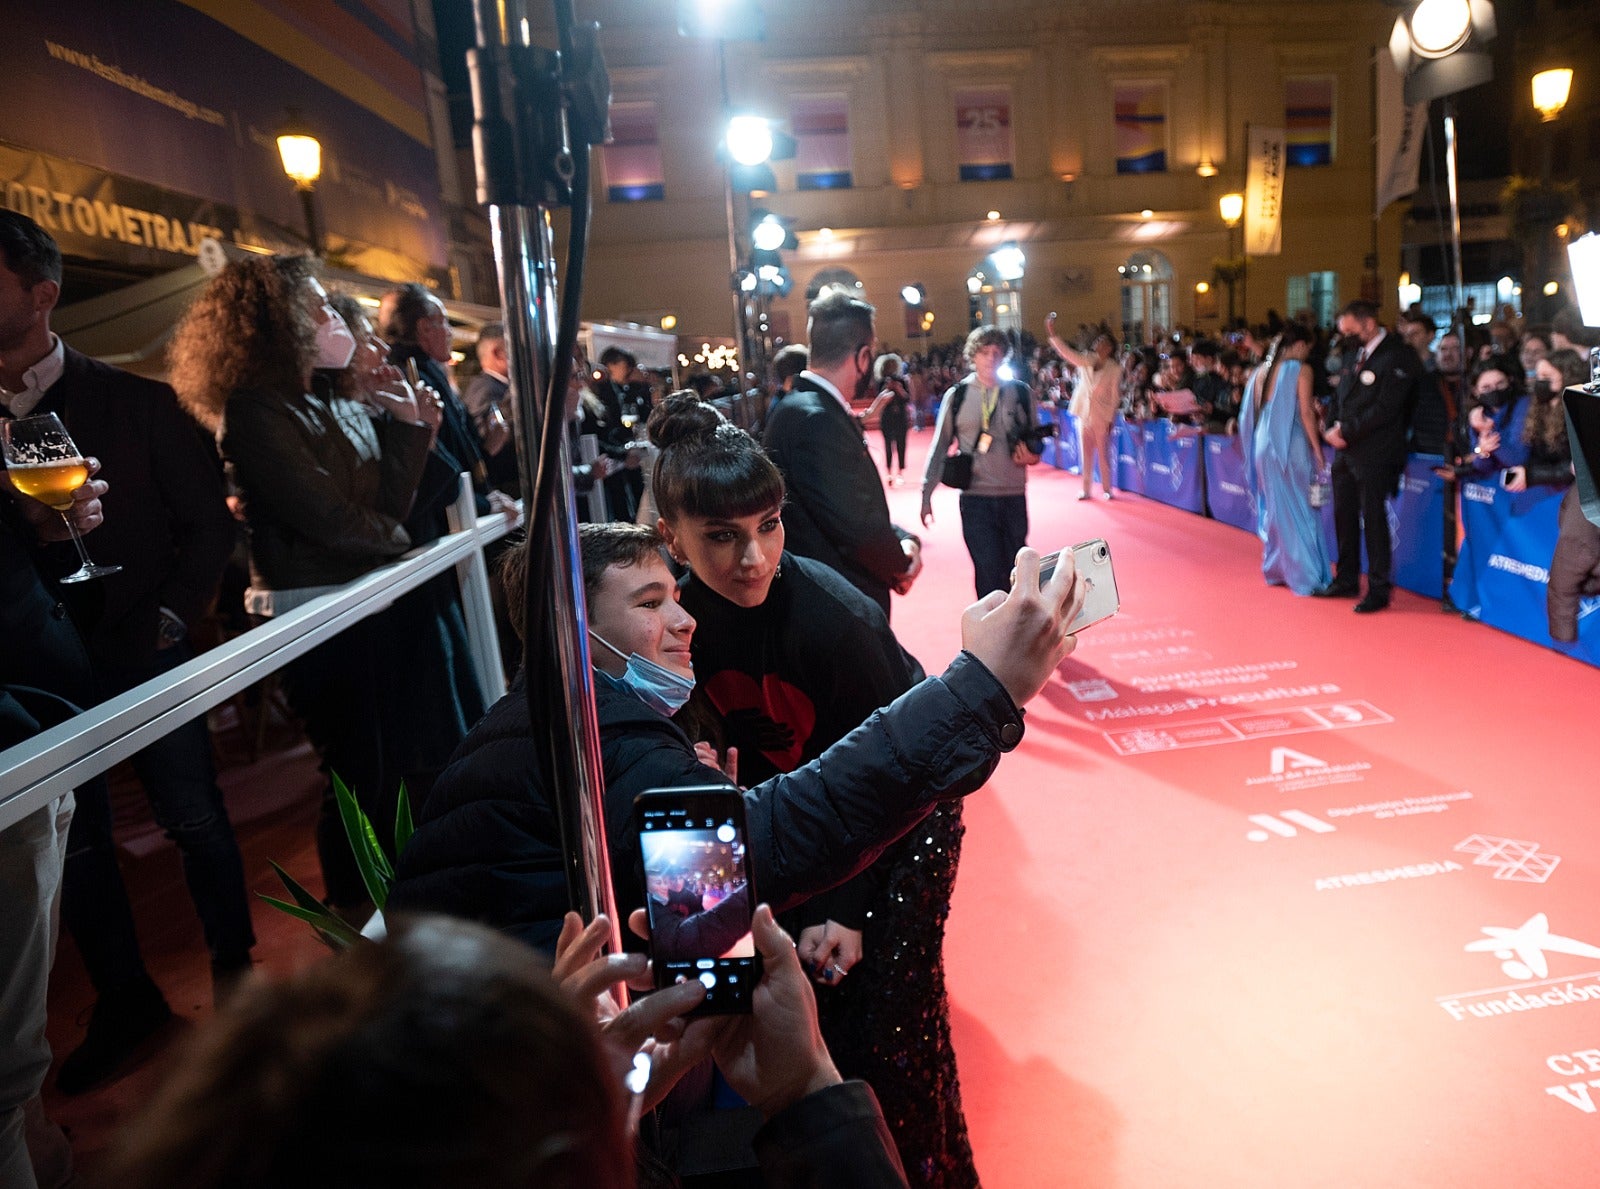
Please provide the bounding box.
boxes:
[703,671,818,772]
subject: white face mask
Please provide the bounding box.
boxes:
[314,315,357,370]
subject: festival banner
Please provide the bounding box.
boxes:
[1285,77,1334,167]
[1390,456,1445,599]
[954,88,1013,181]
[1375,50,1427,215]
[1114,418,1143,494]
[1244,125,1287,256]
[792,94,852,191]
[1204,433,1256,531]
[603,102,665,202]
[1140,421,1205,513]
[1054,410,1082,474]
[1114,82,1167,175]
[1450,481,1600,667]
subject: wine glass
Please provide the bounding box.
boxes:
[2,412,122,583]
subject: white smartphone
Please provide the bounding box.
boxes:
[1037,538,1120,633]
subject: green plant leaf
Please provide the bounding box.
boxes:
[394,780,415,856]
[257,895,363,950]
[268,860,331,915]
[332,771,391,909]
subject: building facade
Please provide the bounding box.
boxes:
[553,0,1407,358]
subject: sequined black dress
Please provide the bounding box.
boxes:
[680,553,981,1187]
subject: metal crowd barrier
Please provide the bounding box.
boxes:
[0,476,516,833]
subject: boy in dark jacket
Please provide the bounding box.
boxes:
[391,522,1084,950]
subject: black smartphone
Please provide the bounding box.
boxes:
[633,786,759,1014]
[1500,468,1521,489]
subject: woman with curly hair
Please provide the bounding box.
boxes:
[1500,347,1584,494]
[169,256,473,910]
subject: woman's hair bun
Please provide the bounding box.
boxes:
[647,391,726,449]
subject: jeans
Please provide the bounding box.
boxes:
[959,492,1030,597]
[0,794,74,1189]
[63,642,255,991]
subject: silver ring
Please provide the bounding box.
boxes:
[827,964,845,980]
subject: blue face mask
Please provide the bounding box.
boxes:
[589,630,695,716]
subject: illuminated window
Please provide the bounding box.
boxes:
[603,102,664,202]
[954,87,1013,181]
[792,95,852,190]
[1114,83,1167,174]
[1286,78,1335,167]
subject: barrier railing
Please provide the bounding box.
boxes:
[0,475,516,833]
[1049,409,1599,667]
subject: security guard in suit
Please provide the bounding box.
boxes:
[1317,300,1422,613]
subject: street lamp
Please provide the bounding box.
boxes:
[276,111,323,255]
[1219,192,1244,323]
[1532,68,1573,122]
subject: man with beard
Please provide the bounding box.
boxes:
[762,289,922,616]
[1317,300,1422,613]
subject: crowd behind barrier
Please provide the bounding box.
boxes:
[1030,406,1600,668]
[0,477,513,835]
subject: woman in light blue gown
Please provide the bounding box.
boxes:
[1239,324,1332,595]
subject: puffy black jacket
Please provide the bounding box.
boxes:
[389,652,1025,950]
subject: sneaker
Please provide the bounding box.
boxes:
[56,977,175,1095]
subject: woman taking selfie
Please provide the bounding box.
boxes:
[647,393,981,1186]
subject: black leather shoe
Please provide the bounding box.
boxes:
[1312,583,1359,599]
[1353,593,1391,614]
[56,977,175,1095]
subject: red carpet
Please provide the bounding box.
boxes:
[879,430,1600,1188]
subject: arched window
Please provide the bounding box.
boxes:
[1118,249,1173,345]
[967,259,1024,334]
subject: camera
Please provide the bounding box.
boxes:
[1010,420,1058,454]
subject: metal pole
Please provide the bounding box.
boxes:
[299,187,321,256]
[472,0,619,937]
[719,42,750,378]
[1441,99,1468,609]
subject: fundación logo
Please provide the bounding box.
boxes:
[1454,834,1561,884]
[1438,913,1600,1021]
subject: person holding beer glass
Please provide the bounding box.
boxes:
[0,414,118,581]
[169,256,470,912]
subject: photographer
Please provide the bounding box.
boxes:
[919,327,1045,596]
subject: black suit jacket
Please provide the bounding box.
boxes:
[762,377,910,614]
[28,347,235,670]
[1331,332,1421,479]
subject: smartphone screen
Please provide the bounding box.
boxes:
[634,786,759,1014]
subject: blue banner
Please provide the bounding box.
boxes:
[1205,434,1255,531]
[1114,418,1144,495]
[1390,456,1445,599]
[1450,481,1600,666]
[1140,421,1205,513]
[1036,405,1060,469]
[1053,409,1082,474]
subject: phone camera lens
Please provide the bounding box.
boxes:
[1094,545,1108,562]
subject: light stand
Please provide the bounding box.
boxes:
[468,0,619,942]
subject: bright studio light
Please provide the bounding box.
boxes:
[901,284,923,305]
[1409,0,1473,57]
[991,243,1026,282]
[751,214,786,251]
[726,115,774,166]
[1568,233,1600,326]
[997,363,1016,382]
[1544,281,1561,297]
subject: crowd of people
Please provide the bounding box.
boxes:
[3,186,1598,1188]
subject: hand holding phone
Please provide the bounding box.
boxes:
[1033,538,1120,633]
[634,786,760,1015]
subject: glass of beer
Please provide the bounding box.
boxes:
[2,412,122,582]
